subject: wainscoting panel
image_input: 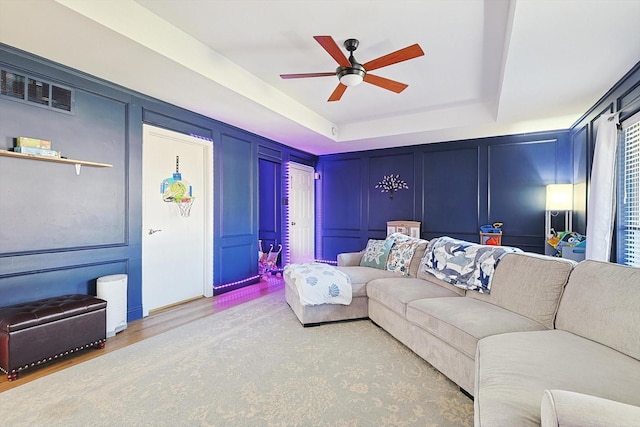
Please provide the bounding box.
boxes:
[322,235,363,260]
[422,147,480,237]
[220,133,254,237]
[318,131,572,258]
[0,89,127,253]
[367,153,416,232]
[0,260,128,308]
[321,158,362,231]
[219,242,256,285]
[488,139,558,251]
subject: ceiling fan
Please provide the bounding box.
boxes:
[280,36,425,102]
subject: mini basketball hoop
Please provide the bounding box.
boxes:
[161,156,196,218]
[175,197,195,218]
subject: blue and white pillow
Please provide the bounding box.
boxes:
[385,233,427,275]
[360,238,393,269]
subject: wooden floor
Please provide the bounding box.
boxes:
[0,276,284,393]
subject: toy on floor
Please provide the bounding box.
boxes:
[546,231,586,257]
[485,236,500,246]
[258,240,282,277]
[481,222,503,246]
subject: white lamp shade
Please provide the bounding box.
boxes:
[340,73,364,87]
[546,184,573,210]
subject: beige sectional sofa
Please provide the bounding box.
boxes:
[285,237,640,426]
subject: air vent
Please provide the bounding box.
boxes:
[1,69,73,113]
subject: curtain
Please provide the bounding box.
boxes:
[586,113,619,261]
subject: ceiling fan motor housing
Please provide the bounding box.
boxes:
[337,38,365,86]
[344,38,359,52]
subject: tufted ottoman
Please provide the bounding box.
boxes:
[0,294,107,381]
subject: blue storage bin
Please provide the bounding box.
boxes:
[561,246,585,262]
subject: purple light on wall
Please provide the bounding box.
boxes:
[285,161,326,265]
[285,161,292,265]
[214,275,283,310]
[189,133,214,142]
[214,275,261,291]
[315,166,324,263]
[314,259,337,265]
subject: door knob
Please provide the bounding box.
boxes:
[148,228,162,235]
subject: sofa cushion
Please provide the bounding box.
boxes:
[465,252,574,328]
[406,297,547,359]
[555,260,640,361]
[407,240,428,277]
[475,330,640,427]
[366,278,463,317]
[337,251,364,267]
[541,390,640,427]
[335,266,403,288]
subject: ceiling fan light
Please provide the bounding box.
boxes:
[338,65,365,87]
[340,73,363,87]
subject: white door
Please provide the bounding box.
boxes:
[142,125,213,316]
[288,163,315,263]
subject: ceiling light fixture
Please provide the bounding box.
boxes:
[337,64,365,87]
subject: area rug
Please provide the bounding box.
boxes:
[0,289,473,426]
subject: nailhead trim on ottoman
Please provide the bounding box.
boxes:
[0,294,107,381]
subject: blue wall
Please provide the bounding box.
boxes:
[316,59,640,262]
[317,131,572,259]
[0,44,315,319]
[2,41,637,318]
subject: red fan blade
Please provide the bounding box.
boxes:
[328,83,348,102]
[280,72,336,79]
[314,35,351,67]
[363,74,408,93]
[362,43,424,72]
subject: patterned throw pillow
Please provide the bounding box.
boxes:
[360,239,394,269]
[387,236,427,275]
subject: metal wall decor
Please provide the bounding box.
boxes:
[375,174,409,199]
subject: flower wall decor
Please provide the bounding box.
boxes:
[375,174,409,199]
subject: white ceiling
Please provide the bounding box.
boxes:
[1,0,639,155]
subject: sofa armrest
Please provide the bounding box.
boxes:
[337,251,364,267]
[541,389,640,427]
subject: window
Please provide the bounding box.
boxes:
[0,68,73,113]
[617,112,640,266]
[1,70,25,99]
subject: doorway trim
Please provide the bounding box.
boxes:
[286,161,316,264]
[142,124,214,312]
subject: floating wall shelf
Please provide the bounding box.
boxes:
[0,149,112,175]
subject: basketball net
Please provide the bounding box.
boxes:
[175,197,195,218]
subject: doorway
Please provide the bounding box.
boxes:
[142,125,213,316]
[258,159,282,267]
[288,162,315,264]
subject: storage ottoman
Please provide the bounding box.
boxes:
[0,294,107,381]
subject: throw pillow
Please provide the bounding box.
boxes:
[387,237,427,275]
[360,239,393,269]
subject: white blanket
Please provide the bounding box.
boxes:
[284,262,352,306]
